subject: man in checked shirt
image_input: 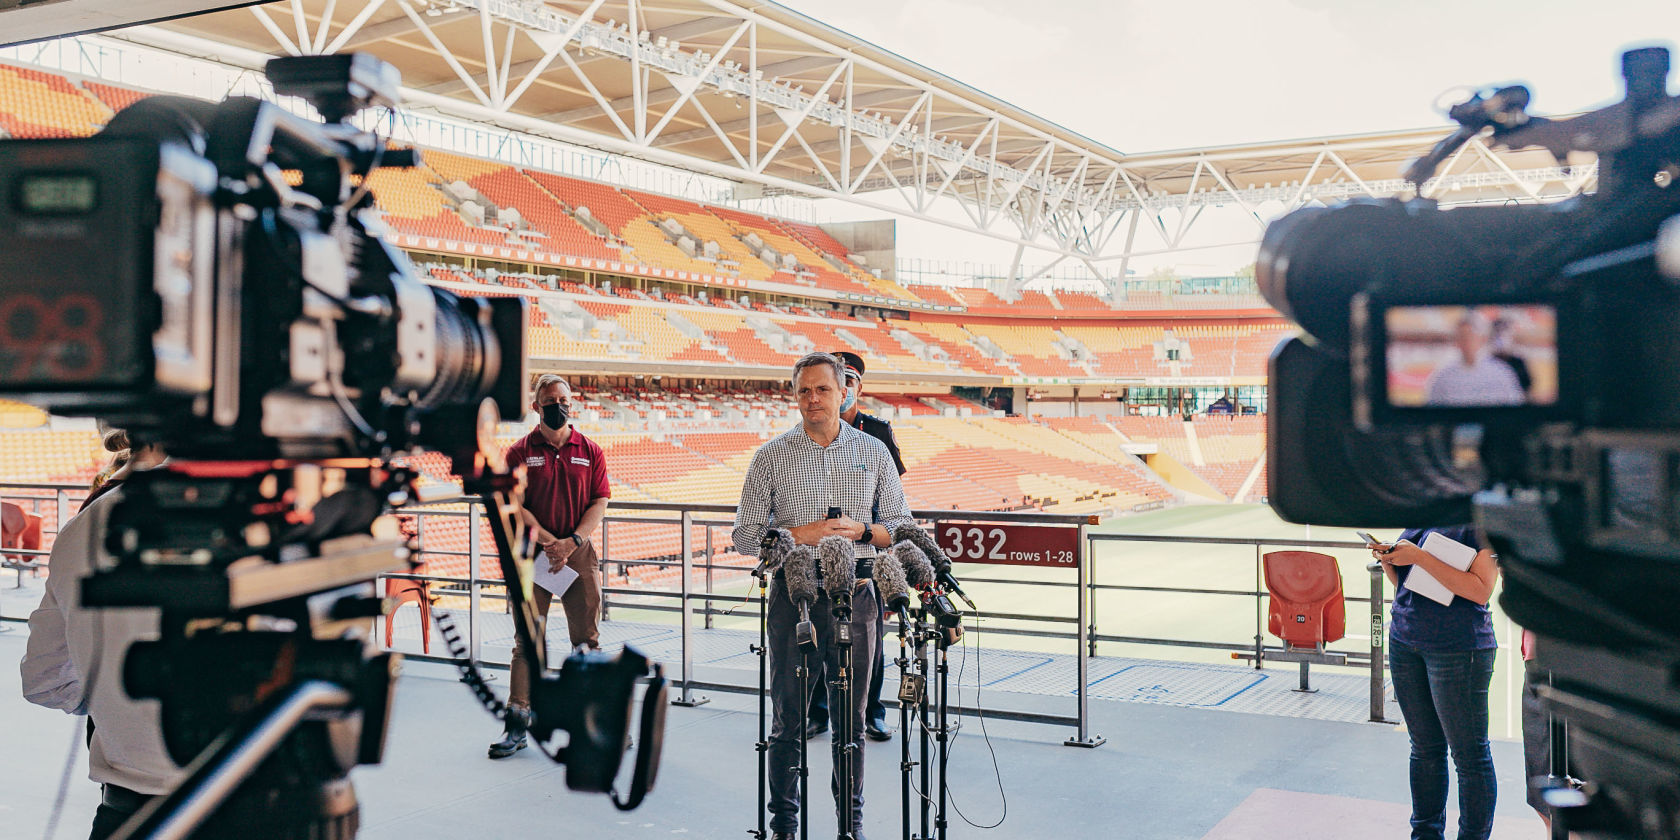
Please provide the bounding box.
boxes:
[734,351,914,840]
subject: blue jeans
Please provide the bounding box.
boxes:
[1389,638,1498,840]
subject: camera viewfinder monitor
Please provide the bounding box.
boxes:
[1356,300,1559,426]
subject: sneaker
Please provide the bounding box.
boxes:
[488,708,531,759]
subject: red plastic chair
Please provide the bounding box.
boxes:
[1263,550,1346,649]
[384,561,433,654]
[2,501,43,565]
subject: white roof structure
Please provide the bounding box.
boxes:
[3,0,1597,294]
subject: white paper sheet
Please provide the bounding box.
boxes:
[533,561,579,598]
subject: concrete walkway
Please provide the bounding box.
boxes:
[4,628,1543,840]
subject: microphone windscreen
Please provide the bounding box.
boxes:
[892,523,947,572]
[818,535,856,592]
[783,545,819,606]
[873,549,911,610]
[762,528,795,573]
[897,541,936,589]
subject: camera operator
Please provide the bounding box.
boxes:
[733,351,914,840]
[489,374,611,759]
[1369,526,1501,840]
[807,351,906,744]
[20,438,174,840]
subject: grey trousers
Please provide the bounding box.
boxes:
[767,577,879,836]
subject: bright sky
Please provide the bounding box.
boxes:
[775,0,1680,282]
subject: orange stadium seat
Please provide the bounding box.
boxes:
[1264,551,1346,650]
[0,63,112,138]
[83,80,151,114]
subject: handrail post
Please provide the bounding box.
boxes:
[704,525,714,630]
[673,509,708,707]
[599,520,611,622]
[1368,561,1387,723]
[1064,527,1103,747]
[1253,543,1264,670]
[1087,526,1098,658]
[467,503,482,667]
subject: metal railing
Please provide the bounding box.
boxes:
[1086,533,1390,722]
[5,481,1453,739]
[378,500,1104,742]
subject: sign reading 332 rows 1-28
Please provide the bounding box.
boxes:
[935,523,1079,568]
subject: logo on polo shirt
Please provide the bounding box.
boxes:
[571,456,591,467]
[525,456,545,468]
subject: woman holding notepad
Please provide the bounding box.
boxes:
[1368,525,1501,840]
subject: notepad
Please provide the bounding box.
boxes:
[1400,531,1478,606]
[534,562,579,598]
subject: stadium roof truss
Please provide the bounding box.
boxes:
[87,0,1597,295]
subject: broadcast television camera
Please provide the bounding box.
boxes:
[0,53,663,837]
[1260,46,1680,839]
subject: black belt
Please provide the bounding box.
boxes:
[102,783,155,814]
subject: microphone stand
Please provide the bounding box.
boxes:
[934,625,953,840]
[894,609,918,840]
[915,605,933,840]
[831,585,857,840]
[751,560,772,840]
[798,605,813,840]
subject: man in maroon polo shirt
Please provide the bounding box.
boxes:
[489,373,612,759]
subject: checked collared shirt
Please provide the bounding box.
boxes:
[732,421,914,559]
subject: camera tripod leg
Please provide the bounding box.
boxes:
[111,680,354,840]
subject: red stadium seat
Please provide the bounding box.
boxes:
[2,501,43,563]
[385,517,434,653]
[1263,551,1345,649]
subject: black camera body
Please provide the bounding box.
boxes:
[1260,47,1680,838]
[0,57,525,459]
[0,54,664,835]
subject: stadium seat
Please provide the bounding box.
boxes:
[1257,550,1346,691]
[1264,551,1345,648]
[2,501,45,588]
[385,521,434,654]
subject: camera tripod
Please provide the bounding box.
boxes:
[102,456,663,840]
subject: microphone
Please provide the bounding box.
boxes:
[892,522,975,609]
[818,535,856,610]
[874,546,914,632]
[753,528,794,580]
[897,541,936,592]
[783,545,820,654]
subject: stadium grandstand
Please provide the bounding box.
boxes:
[0,3,1599,837]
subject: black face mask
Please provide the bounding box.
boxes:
[541,402,569,431]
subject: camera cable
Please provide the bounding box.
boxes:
[945,605,1007,830]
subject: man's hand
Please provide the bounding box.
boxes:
[542,537,577,572]
[790,516,864,546]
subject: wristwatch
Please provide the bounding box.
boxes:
[565,533,584,547]
[856,523,872,545]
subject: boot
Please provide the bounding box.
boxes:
[488,707,531,759]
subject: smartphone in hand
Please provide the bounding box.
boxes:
[1355,530,1381,548]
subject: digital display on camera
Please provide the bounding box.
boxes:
[17,173,97,214]
[1384,304,1557,408]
